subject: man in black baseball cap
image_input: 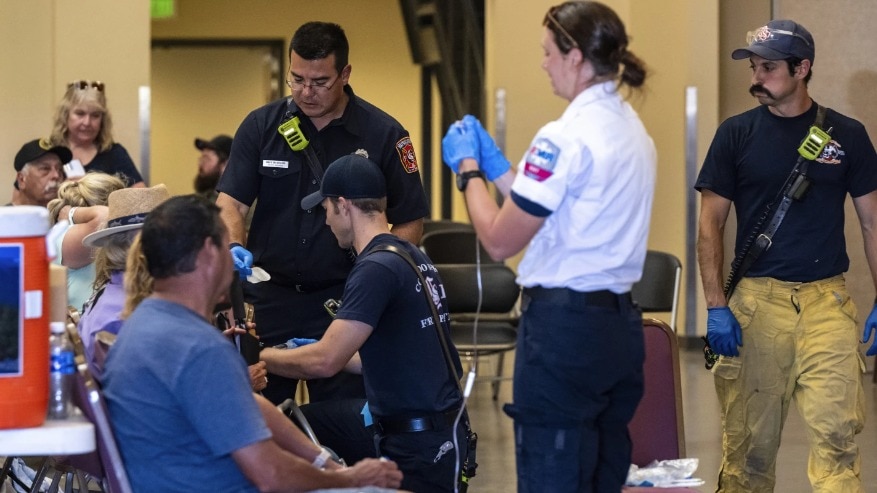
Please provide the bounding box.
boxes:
[193,135,233,200]
[11,139,71,206]
[301,154,387,211]
[263,153,473,493]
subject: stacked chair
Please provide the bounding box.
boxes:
[420,220,520,400]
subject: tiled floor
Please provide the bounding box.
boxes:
[464,346,877,492]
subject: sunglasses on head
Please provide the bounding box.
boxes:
[67,80,105,92]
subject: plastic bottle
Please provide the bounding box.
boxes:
[47,321,75,420]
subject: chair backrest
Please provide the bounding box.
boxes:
[628,318,686,466]
[420,230,500,265]
[631,250,682,330]
[422,219,474,236]
[68,326,133,493]
[437,263,520,314]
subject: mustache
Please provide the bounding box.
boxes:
[749,84,775,99]
[43,180,60,193]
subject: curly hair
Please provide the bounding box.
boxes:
[46,173,126,224]
[47,84,116,152]
[92,229,139,292]
[122,233,153,319]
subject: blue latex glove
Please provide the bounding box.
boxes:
[230,244,253,279]
[706,306,742,357]
[276,337,318,349]
[463,115,511,181]
[441,120,479,174]
[863,304,877,356]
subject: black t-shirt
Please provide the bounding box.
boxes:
[85,143,143,187]
[217,86,429,288]
[696,102,877,281]
[338,234,462,418]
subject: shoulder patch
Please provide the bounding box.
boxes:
[523,138,560,182]
[395,137,419,173]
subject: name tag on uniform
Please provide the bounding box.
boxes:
[262,160,288,169]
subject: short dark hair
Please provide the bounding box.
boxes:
[329,196,386,215]
[141,195,224,279]
[786,57,813,84]
[290,21,349,73]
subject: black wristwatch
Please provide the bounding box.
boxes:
[456,170,485,191]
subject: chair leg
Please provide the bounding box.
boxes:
[0,457,12,486]
[491,353,506,401]
[31,457,54,493]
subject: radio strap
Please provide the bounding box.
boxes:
[281,98,326,183]
[724,104,830,297]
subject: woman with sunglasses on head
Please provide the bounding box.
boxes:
[442,2,656,491]
[46,80,145,188]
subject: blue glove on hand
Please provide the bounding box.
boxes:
[277,337,318,349]
[441,120,479,174]
[463,115,511,181]
[230,244,253,279]
[707,306,743,357]
[863,304,877,356]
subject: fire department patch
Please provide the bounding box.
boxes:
[395,137,419,173]
[524,138,560,182]
[815,139,843,165]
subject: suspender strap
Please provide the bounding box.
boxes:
[371,244,465,398]
[283,98,326,183]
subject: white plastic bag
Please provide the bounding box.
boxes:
[625,458,705,488]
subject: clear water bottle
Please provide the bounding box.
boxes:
[47,321,75,420]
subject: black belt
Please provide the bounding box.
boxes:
[523,286,630,310]
[373,408,460,435]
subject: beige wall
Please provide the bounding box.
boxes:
[0,0,149,204]
[150,46,272,196]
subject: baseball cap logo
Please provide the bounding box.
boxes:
[746,26,812,47]
[749,26,772,43]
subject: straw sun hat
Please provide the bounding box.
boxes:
[82,184,171,247]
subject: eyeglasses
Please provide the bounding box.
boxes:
[545,6,579,49]
[67,80,105,92]
[286,71,340,93]
[746,26,811,47]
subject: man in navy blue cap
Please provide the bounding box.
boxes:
[260,154,474,493]
[696,19,877,492]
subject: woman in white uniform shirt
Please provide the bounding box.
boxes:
[442,2,656,491]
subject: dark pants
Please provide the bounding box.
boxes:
[299,399,375,465]
[376,421,469,493]
[295,399,471,493]
[503,287,644,493]
[245,280,365,404]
